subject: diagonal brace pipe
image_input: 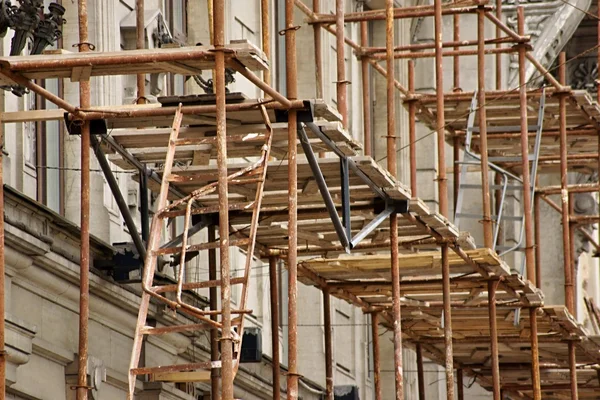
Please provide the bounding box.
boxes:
[297,124,350,251]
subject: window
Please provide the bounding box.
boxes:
[166,0,187,44]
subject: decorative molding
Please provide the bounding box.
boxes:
[5,314,36,386]
[504,0,591,87]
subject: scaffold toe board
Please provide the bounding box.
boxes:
[0,41,268,84]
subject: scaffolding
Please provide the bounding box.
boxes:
[0,0,598,399]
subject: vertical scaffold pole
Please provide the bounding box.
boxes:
[314,0,323,99]
[435,0,454,397]
[209,226,220,400]
[269,256,281,400]
[529,307,541,400]
[262,0,271,87]
[488,279,501,400]
[386,0,404,398]
[408,60,417,196]
[285,0,299,399]
[372,313,382,400]
[477,5,493,248]
[324,290,334,400]
[336,0,347,126]
[76,0,91,395]
[213,1,234,398]
[558,51,578,400]
[517,6,536,287]
[361,20,372,156]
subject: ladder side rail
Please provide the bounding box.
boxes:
[128,105,184,399]
[454,93,479,227]
[492,173,509,251]
[499,90,546,258]
[234,105,275,372]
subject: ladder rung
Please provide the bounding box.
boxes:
[132,361,219,376]
[488,155,537,162]
[471,125,540,133]
[154,238,251,256]
[141,323,216,335]
[152,276,247,294]
[456,213,523,221]
[159,201,255,218]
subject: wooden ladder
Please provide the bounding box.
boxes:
[127,104,273,398]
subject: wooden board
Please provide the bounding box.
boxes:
[412,89,600,173]
[0,41,269,83]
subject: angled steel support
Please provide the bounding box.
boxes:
[350,204,394,247]
[90,135,146,261]
[303,121,408,249]
[340,157,351,240]
[297,124,351,250]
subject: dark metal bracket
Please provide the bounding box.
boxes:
[300,119,409,251]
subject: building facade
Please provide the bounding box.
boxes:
[0,0,597,399]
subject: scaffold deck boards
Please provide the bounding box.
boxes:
[0,41,268,84]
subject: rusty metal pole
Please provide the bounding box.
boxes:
[361,20,372,156]
[262,0,271,87]
[269,256,281,400]
[324,289,334,400]
[136,0,145,103]
[495,0,502,89]
[529,307,542,400]
[371,313,382,400]
[209,225,220,400]
[416,344,425,400]
[408,60,417,196]
[457,369,464,400]
[441,246,455,400]
[435,0,454,397]
[285,0,299,399]
[76,0,91,395]
[453,10,459,90]
[314,0,324,98]
[336,0,348,127]
[214,0,234,398]
[478,6,493,248]
[517,6,536,284]
[569,341,579,400]
[386,0,404,398]
[558,52,574,314]
[488,279,501,400]
[559,50,578,400]
[0,120,5,399]
[534,192,542,289]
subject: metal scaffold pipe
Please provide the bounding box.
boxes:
[213,0,234,398]
[385,0,404,398]
[269,256,281,400]
[434,0,454,397]
[285,0,299,399]
[77,0,91,395]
